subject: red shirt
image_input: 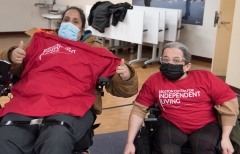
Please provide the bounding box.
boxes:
[136,70,236,134]
[0,32,120,117]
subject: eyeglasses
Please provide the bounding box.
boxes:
[160,57,186,64]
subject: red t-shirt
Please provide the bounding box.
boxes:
[136,70,236,134]
[0,32,121,117]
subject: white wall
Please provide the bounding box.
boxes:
[57,0,220,59]
[0,0,54,32]
[0,0,220,59]
[179,0,220,58]
[226,0,240,89]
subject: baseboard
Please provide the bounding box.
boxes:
[217,76,240,95]
[0,31,25,35]
[141,45,212,63]
[191,55,212,63]
[217,76,226,82]
[230,86,240,96]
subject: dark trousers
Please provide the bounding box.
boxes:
[184,0,191,17]
[155,117,221,154]
[0,111,94,154]
[144,0,151,7]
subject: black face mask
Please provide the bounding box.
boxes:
[159,63,185,80]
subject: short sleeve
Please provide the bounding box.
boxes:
[136,77,156,107]
[208,72,236,104]
[100,56,121,78]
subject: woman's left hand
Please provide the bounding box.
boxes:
[116,59,131,81]
[221,137,234,154]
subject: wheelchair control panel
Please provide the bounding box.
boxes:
[144,103,160,133]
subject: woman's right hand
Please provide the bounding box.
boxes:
[11,41,26,64]
[124,142,135,154]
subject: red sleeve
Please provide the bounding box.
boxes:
[100,55,121,78]
[24,33,39,65]
[208,72,236,105]
[135,76,156,107]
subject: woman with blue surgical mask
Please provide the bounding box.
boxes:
[0,6,138,154]
[58,22,81,41]
[58,8,84,41]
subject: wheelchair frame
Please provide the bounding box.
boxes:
[135,98,240,154]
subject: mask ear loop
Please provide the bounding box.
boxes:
[77,28,83,41]
[183,62,190,74]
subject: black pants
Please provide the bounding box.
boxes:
[144,0,151,7]
[155,117,221,154]
[0,111,94,154]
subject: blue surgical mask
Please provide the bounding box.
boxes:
[58,22,80,41]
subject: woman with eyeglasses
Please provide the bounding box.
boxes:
[124,42,239,154]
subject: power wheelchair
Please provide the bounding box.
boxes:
[0,60,110,154]
[135,97,240,154]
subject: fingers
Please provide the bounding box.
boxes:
[116,66,126,76]
[223,149,233,154]
[221,140,234,154]
[12,55,25,64]
[116,66,125,73]
[18,41,24,49]
[124,143,135,154]
[15,48,26,56]
[116,67,130,81]
[11,41,26,64]
[119,58,125,66]
[116,60,131,80]
[16,41,26,56]
[222,149,227,154]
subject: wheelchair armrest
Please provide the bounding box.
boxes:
[97,77,110,86]
[147,103,160,118]
[96,77,110,96]
[144,103,160,133]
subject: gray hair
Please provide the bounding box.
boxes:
[162,42,192,64]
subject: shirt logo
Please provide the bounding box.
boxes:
[159,89,201,110]
[39,44,76,60]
